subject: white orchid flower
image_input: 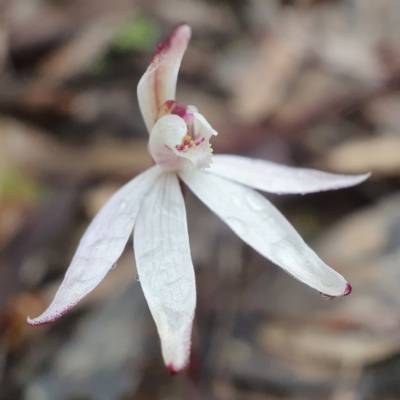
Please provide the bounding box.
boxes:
[28,24,370,373]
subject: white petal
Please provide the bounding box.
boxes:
[149,112,217,172]
[134,172,196,372]
[28,166,163,325]
[149,114,189,171]
[180,170,351,297]
[192,111,218,139]
[181,111,218,170]
[137,24,191,133]
[207,155,370,194]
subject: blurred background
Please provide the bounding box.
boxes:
[0,0,400,399]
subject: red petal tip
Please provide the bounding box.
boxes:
[342,283,352,296]
[27,305,73,326]
[166,364,179,376]
[320,283,352,300]
[155,24,191,56]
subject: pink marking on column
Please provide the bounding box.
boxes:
[171,102,188,119]
[161,100,194,126]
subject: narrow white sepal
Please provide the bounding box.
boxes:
[180,170,350,297]
[27,165,163,325]
[134,172,196,372]
[207,155,370,194]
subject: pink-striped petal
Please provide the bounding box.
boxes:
[28,166,163,325]
[134,172,196,372]
[137,24,191,133]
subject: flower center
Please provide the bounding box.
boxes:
[175,134,205,151]
[149,100,218,172]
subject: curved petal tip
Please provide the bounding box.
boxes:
[166,363,180,376]
[27,305,73,326]
[352,172,371,185]
[342,282,352,296]
[320,282,352,300]
[156,24,191,57]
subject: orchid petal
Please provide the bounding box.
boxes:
[149,114,189,171]
[191,109,218,138]
[134,172,196,372]
[149,113,216,171]
[207,155,370,194]
[181,170,350,297]
[28,166,163,326]
[180,111,217,170]
[137,24,191,133]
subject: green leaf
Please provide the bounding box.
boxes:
[111,16,159,51]
[0,168,47,204]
